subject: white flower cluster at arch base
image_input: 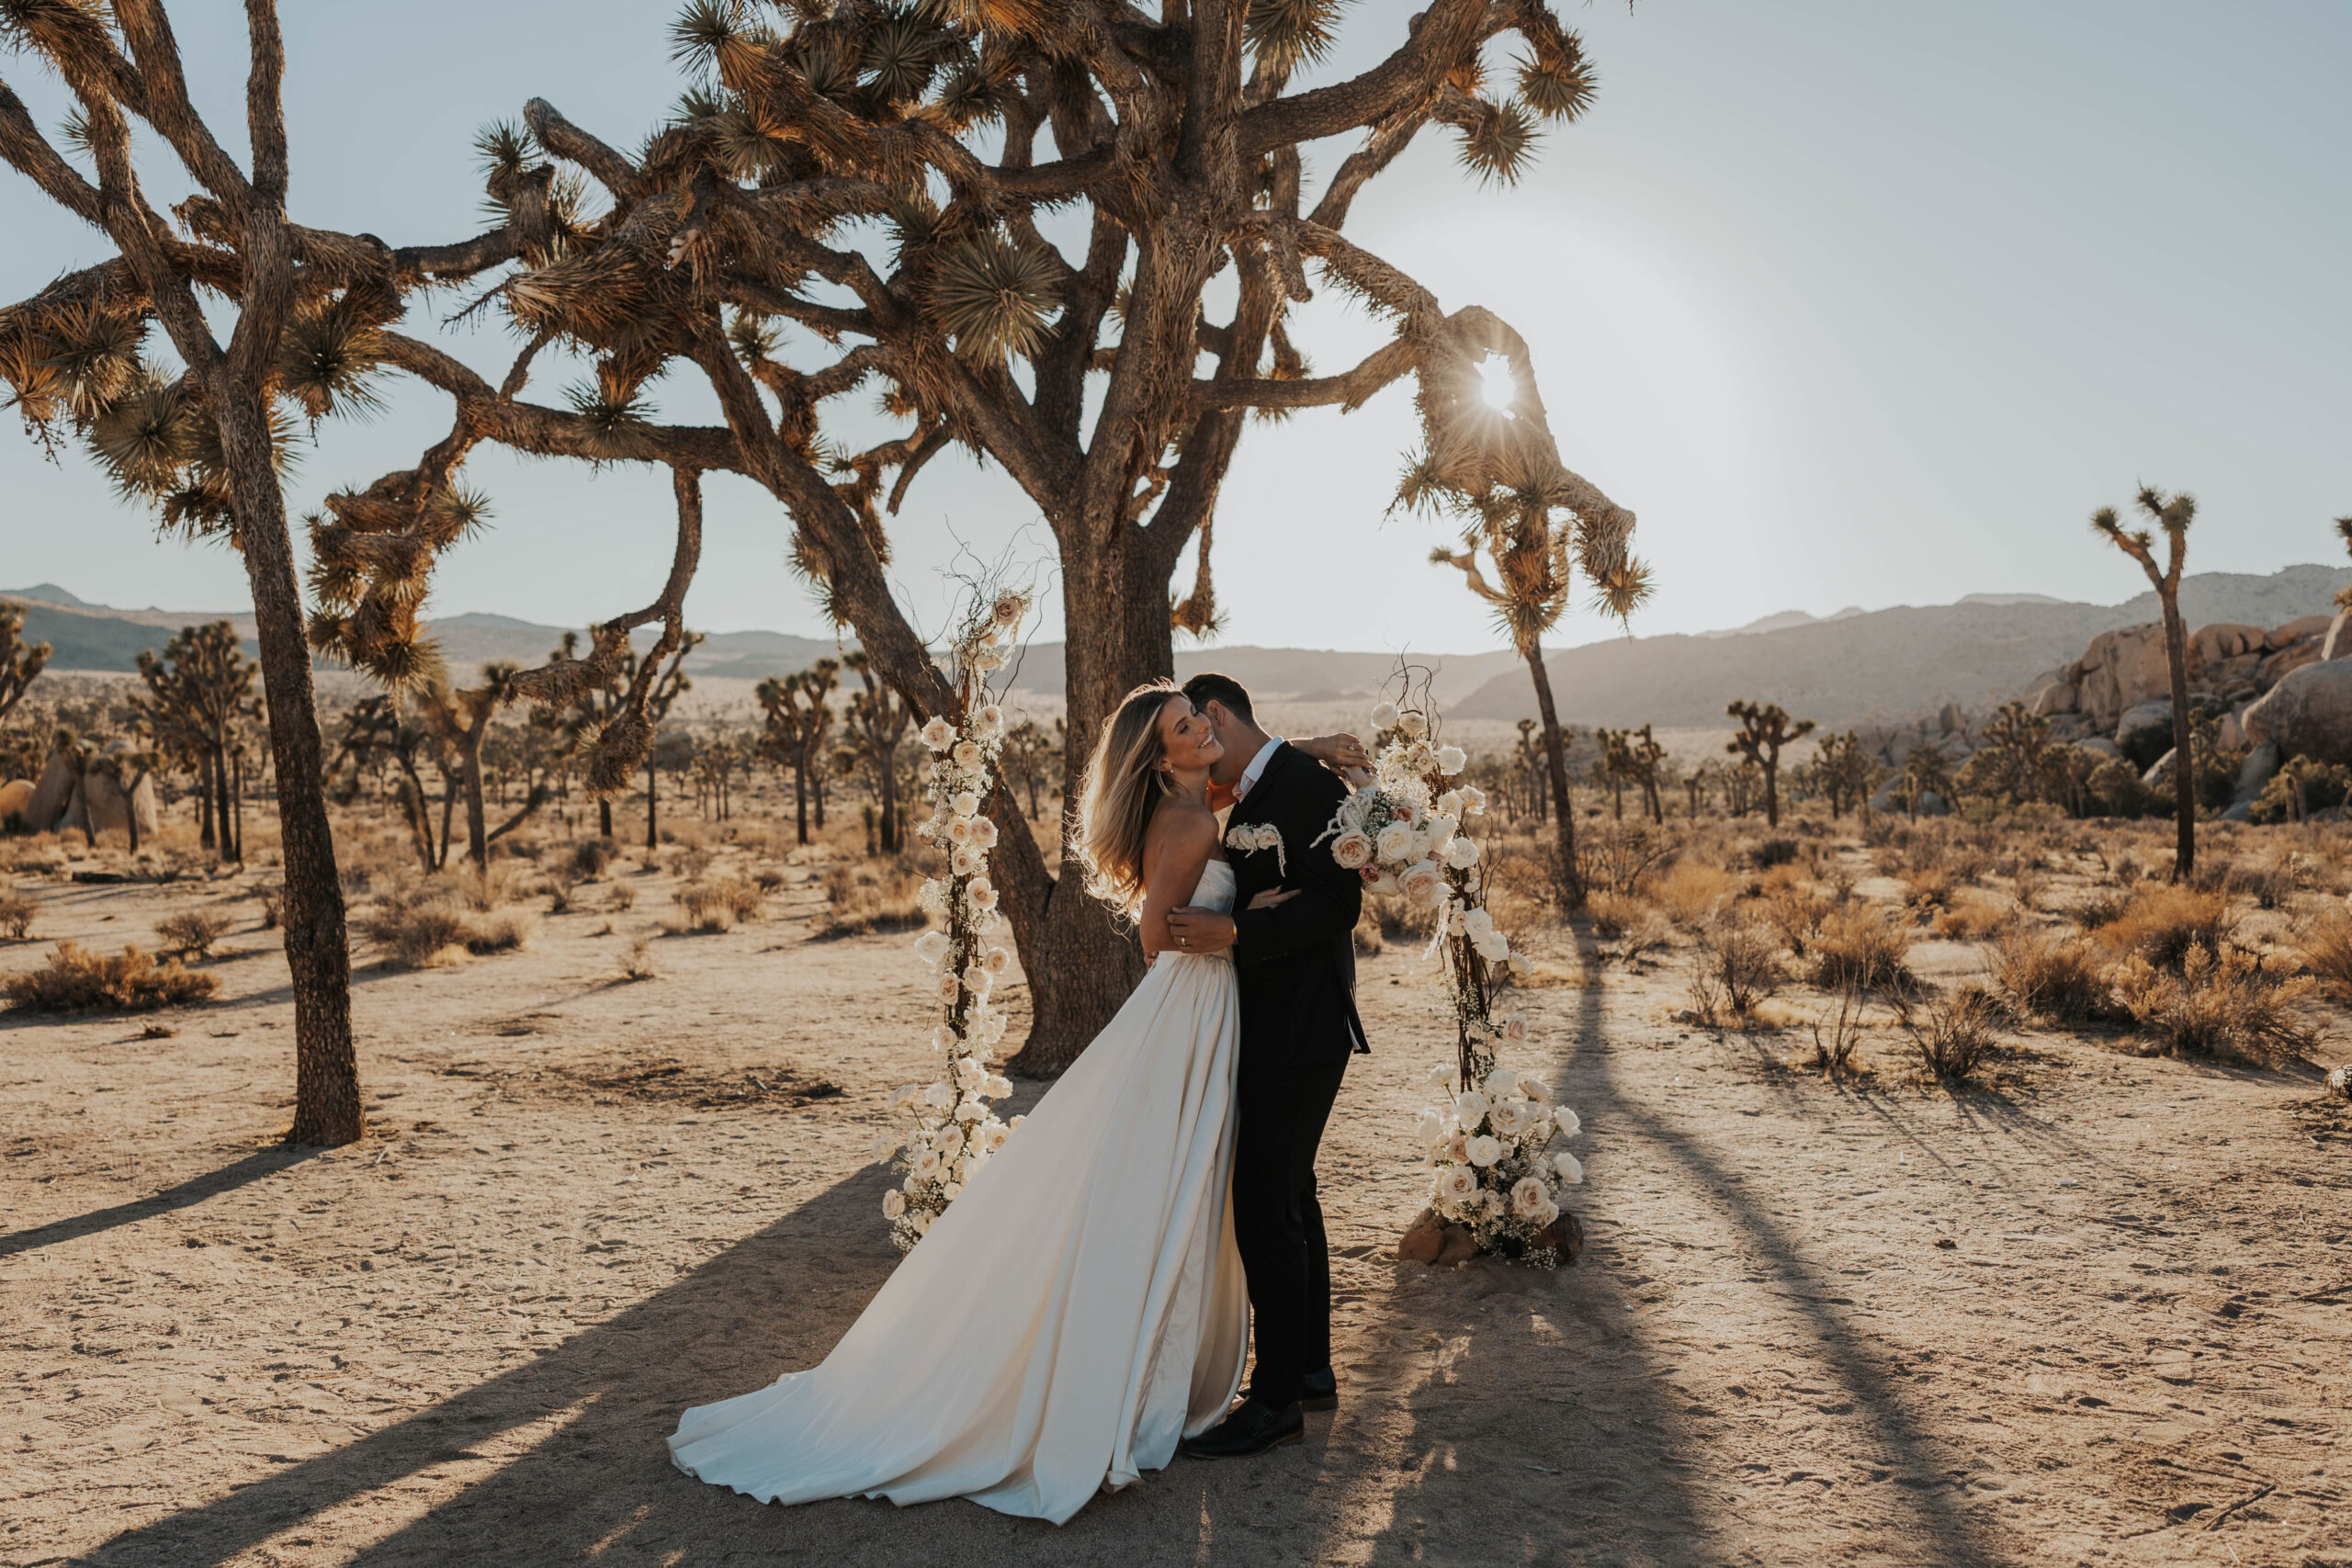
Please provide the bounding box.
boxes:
[869,591,1030,1251]
[1321,695,1586,1265]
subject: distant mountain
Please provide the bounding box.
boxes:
[1454,564,2352,728]
[1698,605,1868,639]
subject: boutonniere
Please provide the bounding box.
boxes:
[1225,821,1286,874]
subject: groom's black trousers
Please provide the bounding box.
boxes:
[1232,1055,1348,1408]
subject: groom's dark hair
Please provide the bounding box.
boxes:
[1182,671,1255,726]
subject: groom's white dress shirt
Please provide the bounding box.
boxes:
[1233,737,1284,803]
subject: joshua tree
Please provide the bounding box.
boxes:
[1897,743,1955,820]
[88,742,160,853]
[130,624,257,861]
[1513,717,1548,824]
[328,695,447,869]
[1622,723,1667,823]
[255,0,1636,1068]
[415,661,551,864]
[2092,487,2196,879]
[1815,729,1876,821]
[1683,758,1718,820]
[1726,701,1814,829]
[636,632,700,851]
[999,717,1054,821]
[842,651,912,852]
[755,659,838,843]
[0,602,50,725]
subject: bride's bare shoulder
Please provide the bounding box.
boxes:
[1147,796,1219,853]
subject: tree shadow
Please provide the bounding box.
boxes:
[0,1145,318,1260]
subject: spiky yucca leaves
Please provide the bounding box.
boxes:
[1247,0,1347,76]
[671,0,776,85]
[924,231,1062,362]
[564,362,660,462]
[275,299,387,424]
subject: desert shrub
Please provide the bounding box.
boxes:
[607,883,638,912]
[1585,888,1637,938]
[1901,863,1958,911]
[1933,891,2018,943]
[1752,837,1800,871]
[358,896,533,967]
[2010,865,2048,912]
[2093,884,2232,972]
[1480,840,1554,935]
[2294,908,2352,1000]
[2113,943,2316,1064]
[1805,903,1914,992]
[670,847,714,881]
[820,859,928,936]
[255,885,283,929]
[1651,858,1737,929]
[1760,877,1834,954]
[1577,823,1671,897]
[1809,986,1864,1076]
[671,877,764,933]
[566,837,620,881]
[1992,928,2113,1022]
[0,891,36,940]
[621,936,658,981]
[3,942,218,1012]
[545,876,582,915]
[2249,757,2352,826]
[153,908,233,957]
[752,868,789,892]
[1905,985,2003,1083]
[1691,917,1783,1022]
[2228,853,2301,911]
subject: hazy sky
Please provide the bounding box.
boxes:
[3,0,2346,658]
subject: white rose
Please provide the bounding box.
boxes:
[937,973,961,1003]
[1375,822,1418,863]
[1484,1067,1519,1099]
[946,816,974,845]
[1436,1166,1478,1205]
[914,929,950,965]
[1399,710,1427,739]
[975,705,1004,735]
[1489,1099,1529,1137]
[1424,1064,1456,1089]
[982,1012,1009,1043]
[1399,863,1446,908]
[970,817,999,848]
[1476,934,1511,964]
[1508,952,1532,977]
[1446,836,1481,870]
[923,1082,954,1108]
[921,716,956,751]
[1436,744,1467,775]
[912,1211,933,1235]
[1415,1109,1445,1142]
[1371,702,1399,728]
[1502,1012,1530,1043]
[953,740,982,770]
[1331,830,1374,870]
[950,791,980,818]
[1528,1197,1558,1229]
[1463,908,1497,942]
[1554,1151,1584,1185]
[984,1123,1011,1152]
[1442,1132,1470,1165]
[983,945,1011,975]
[882,1189,907,1219]
[1460,784,1487,816]
[934,1122,966,1156]
[951,845,982,876]
[912,1148,944,1180]
[962,963,991,993]
[1520,1075,1552,1104]
[1466,1134,1503,1168]
[868,1134,895,1160]
[1434,790,1463,818]
[956,1099,985,1122]
[967,877,998,911]
[1555,1107,1581,1139]
[945,1181,967,1201]
[1510,1176,1550,1218]
[985,1073,1012,1097]
[1527,1112,1554,1144]
[1454,1090,1490,1128]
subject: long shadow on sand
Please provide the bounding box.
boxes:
[0,1145,317,1260]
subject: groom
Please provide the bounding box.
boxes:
[1169,672,1368,1460]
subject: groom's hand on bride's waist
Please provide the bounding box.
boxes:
[1165,907,1237,953]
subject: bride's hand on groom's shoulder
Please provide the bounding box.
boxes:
[1295,731,1371,774]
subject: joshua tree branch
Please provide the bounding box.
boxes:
[0,83,105,225]
[1192,334,1417,411]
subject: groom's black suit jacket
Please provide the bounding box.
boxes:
[1226,743,1369,1067]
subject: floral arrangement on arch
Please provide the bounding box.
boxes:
[1317,687,1586,1264]
[870,590,1030,1250]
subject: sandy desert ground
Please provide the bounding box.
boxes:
[2,829,2348,1568]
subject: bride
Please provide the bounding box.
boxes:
[668,682,1342,1524]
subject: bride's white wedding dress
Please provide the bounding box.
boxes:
[669,859,1248,1524]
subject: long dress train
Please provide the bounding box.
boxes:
[668,860,1247,1524]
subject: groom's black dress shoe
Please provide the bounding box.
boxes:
[1181,1398,1304,1459]
[1300,1368,1339,1412]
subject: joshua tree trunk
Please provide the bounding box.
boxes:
[211,743,234,861]
[644,761,659,852]
[598,796,613,839]
[197,754,215,849]
[2158,597,2195,880]
[1521,646,1585,907]
[791,761,809,845]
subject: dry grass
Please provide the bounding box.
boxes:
[357,895,535,968]
[1992,928,2114,1023]
[1905,985,2003,1084]
[1933,890,2020,943]
[1690,918,1783,1025]
[668,877,764,934]
[154,909,234,958]
[2296,908,2352,1000]
[621,936,658,981]
[606,884,638,912]
[1759,874,1835,954]
[2091,884,2233,972]
[1808,986,1865,1076]
[2,942,219,1012]
[2112,943,2317,1064]
[564,837,621,881]
[1804,903,1915,992]
[820,859,928,936]
[1652,858,1739,928]
[0,891,36,941]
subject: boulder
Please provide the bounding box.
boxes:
[2115,698,2175,750]
[81,769,159,840]
[2324,609,2352,662]
[1434,1223,1481,1268]
[2272,614,2335,650]
[2031,682,2079,718]
[2075,624,2169,729]
[2075,736,2122,760]
[23,751,74,832]
[0,778,31,829]
[1395,1209,1446,1264]
[2259,637,2324,689]
[2242,660,2352,766]
[2215,711,2245,751]
[2191,623,2267,668]
[2141,748,2178,788]
[2233,739,2283,806]
[1530,1209,1583,1264]
[1937,703,1962,736]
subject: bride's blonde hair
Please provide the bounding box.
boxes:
[1075,680,1187,916]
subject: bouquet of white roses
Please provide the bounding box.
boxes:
[870,590,1030,1250]
[1328,693,1585,1264]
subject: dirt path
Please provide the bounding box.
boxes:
[2,865,2346,1566]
